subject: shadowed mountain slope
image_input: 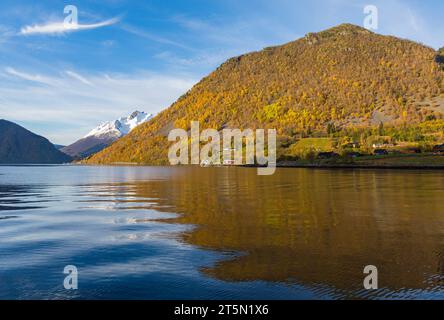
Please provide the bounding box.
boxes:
[0,120,72,164]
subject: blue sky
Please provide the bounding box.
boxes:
[0,0,443,144]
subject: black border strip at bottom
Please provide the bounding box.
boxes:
[0,300,440,318]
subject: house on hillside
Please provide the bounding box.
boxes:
[343,142,360,149]
[373,143,395,149]
[222,148,238,165]
[223,159,236,165]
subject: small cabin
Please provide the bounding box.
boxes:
[343,142,360,149]
[223,159,236,165]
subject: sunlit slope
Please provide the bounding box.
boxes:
[87,24,444,165]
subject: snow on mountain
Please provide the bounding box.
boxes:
[61,111,153,159]
[85,111,153,139]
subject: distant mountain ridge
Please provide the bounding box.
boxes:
[84,24,444,165]
[0,120,72,164]
[62,111,153,159]
[53,144,66,150]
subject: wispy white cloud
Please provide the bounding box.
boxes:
[0,67,197,144]
[172,14,300,49]
[65,70,93,86]
[345,0,443,49]
[5,67,57,85]
[147,14,303,73]
[146,14,303,74]
[154,50,237,70]
[120,23,192,50]
[0,24,15,46]
[384,2,443,49]
[20,17,120,36]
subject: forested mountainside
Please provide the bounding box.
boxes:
[87,24,444,165]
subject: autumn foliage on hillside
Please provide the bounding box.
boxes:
[87,24,444,165]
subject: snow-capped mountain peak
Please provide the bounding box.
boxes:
[85,111,153,139]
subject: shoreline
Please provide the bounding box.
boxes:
[2,163,444,170]
[5,154,444,170]
[276,163,444,170]
[276,154,444,170]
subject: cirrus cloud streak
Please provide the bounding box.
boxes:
[20,17,120,35]
[0,67,197,144]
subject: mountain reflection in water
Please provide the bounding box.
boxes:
[104,168,444,297]
[0,166,443,299]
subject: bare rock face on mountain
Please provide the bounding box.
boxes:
[61,111,153,159]
[0,120,72,164]
[86,24,444,165]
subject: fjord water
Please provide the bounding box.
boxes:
[0,166,443,300]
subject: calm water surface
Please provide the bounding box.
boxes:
[0,165,443,299]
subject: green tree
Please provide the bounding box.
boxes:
[378,122,384,136]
